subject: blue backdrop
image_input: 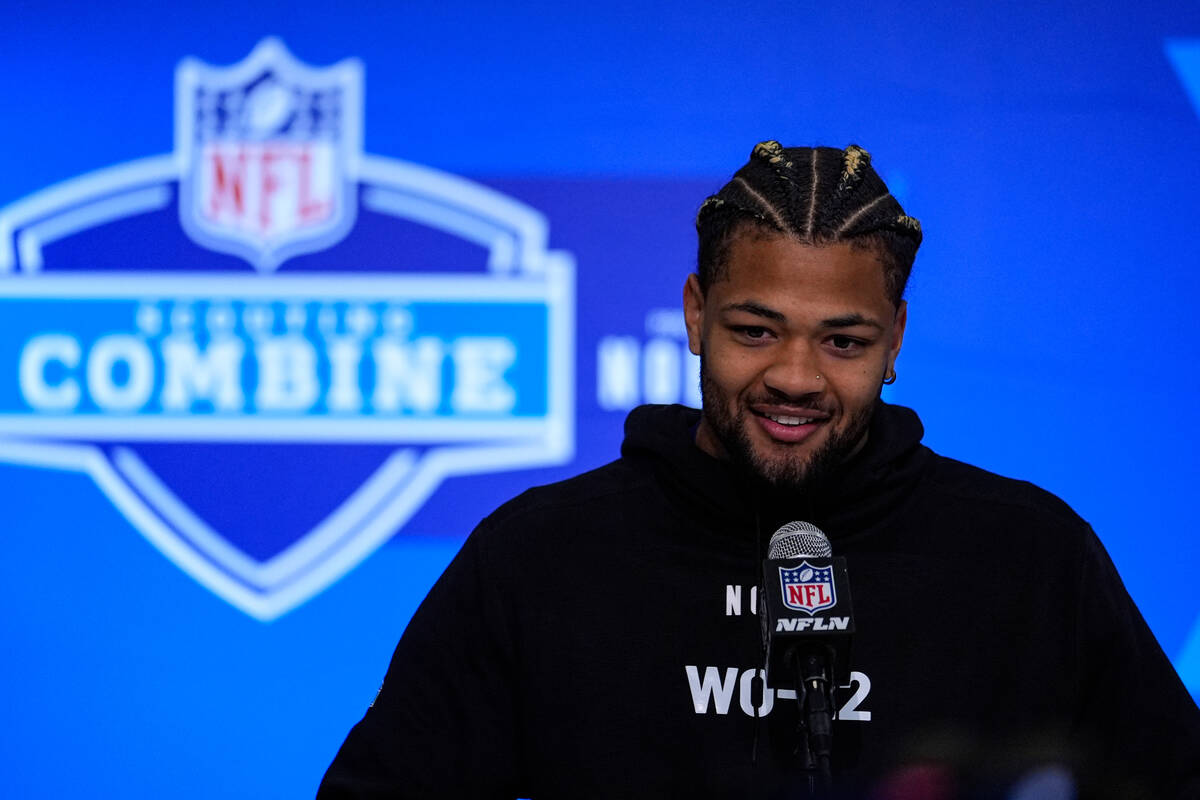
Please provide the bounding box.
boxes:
[2,2,1199,797]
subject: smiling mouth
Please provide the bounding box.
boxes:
[750,407,830,443]
[763,413,815,426]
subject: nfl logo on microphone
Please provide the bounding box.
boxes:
[779,562,837,614]
[0,39,574,621]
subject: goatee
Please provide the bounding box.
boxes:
[698,354,875,494]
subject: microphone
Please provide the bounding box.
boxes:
[762,521,854,686]
[767,520,833,559]
[761,521,855,789]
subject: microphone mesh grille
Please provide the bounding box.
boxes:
[767,520,832,559]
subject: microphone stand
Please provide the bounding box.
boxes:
[790,645,835,798]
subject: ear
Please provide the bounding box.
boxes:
[887,300,907,371]
[683,274,705,356]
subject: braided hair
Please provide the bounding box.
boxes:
[695,141,922,307]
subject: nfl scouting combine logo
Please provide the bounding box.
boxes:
[779,562,836,614]
[0,39,574,620]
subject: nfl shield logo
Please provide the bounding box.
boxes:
[779,561,836,614]
[176,39,361,271]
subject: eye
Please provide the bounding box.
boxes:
[828,335,867,354]
[731,325,773,342]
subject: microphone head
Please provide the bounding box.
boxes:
[767,520,832,559]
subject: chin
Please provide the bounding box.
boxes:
[753,460,821,492]
[733,439,824,492]
[743,422,863,492]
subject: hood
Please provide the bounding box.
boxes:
[619,401,931,550]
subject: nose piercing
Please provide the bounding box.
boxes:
[816,374,822,380]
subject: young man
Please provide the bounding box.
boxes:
[320,143,1200,799]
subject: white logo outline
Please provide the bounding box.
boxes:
[0,40,575,621]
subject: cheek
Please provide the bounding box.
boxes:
[719,354,767,390]
[704,354,760,398]
[822,361,883,400]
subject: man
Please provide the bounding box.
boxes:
[320,142,1200,798]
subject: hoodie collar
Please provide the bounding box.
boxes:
[620,401,930,547]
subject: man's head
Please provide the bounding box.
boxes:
[684,142,921,492]
[695,141,921,306]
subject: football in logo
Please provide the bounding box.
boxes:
[0,39,575,621]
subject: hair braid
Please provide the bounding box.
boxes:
[805,148,820,238]
[695,141,922,307]
[730,176,786,229]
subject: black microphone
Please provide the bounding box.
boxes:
[761,521,855,790]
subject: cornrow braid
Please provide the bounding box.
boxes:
[836,144,870,196]
[695,141,923,307]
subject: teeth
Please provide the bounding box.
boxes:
[768,415,813,426]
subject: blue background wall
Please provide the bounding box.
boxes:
[2,2,1199,796]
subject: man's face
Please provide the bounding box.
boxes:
[683,233,906,490]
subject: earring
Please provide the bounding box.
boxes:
[883,368,897,385]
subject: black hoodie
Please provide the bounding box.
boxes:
[320,403,1200,799]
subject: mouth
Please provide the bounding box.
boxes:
[750,406,829,443]
[762,413,816,426]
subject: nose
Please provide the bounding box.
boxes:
[761,340,824,400]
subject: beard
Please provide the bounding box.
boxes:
[699,355,876,494]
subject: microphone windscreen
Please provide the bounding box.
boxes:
[767,520,832,559]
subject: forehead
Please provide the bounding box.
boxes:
[713,234,892,315]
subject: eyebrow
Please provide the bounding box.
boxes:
[820,313,885,332]
[719,301,786,322]
[720,303,885,331]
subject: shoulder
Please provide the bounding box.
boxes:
[456,456,677,579]
[478,455,666,535]
[910,451,1097,564]
[922,452,1085,527]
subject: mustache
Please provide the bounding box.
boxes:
[744,387,829,410]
